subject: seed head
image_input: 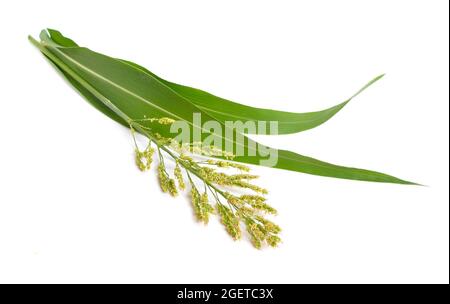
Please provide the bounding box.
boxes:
[207,160,250,172]
[217,204,241,240]
[135,146,154,171]
[168,178,178,197]
[157,164,170,193]
[174,162,186,190]
[266,235,282,247]
[148,117,176,125]
[190,187,213,224]
[256,216,281,234]
[240,195,277,214]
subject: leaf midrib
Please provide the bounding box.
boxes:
[196,104,346,124]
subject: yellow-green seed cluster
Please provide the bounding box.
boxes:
[158,164,178,196]
[216,193,281,248]
[245,217,281,249]
[186,142,235,159]
[152,136,235,160]
[197,167,267,194]
[135,146,155,171]
[217,204,241,240]
[239,195,277,214]
[174,162,186,190]
[153,117,176,125]
[172,142,235,159]
[190,186,214,224]
[255,215,282,234]
[207,160,250,172]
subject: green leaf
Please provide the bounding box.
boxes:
[42,27,381,135]
[41,28,383,135]
[29,29,416,184]
[120,59,384,134]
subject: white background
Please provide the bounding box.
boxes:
[0,0,448,284]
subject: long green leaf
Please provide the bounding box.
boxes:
[29,29,416,184]
[40,28,380,135]
[121,59,385,134]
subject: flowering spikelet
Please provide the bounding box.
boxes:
[230,174,259,180]
[135,146,155,171]
[153,133,174,146]
[200,144,234,159]
[188,187,203,222]
[240,195,277,214]
[222,193,277,217]
[190,186,214,224]
[183,142,234,159]
[198,168,229,185]
[179,154,194,163]
[217,204,241,240]
[157,164,178,196]
[190,187,200,216]
[168,179,178,197]
[200,192,214,224]
[232,180,268,194]
[226,194,244,208]
[207,160,250,172]
[266,235,282,247]
[245,219,266,249]
[244,217,281,248]
[174,162,186,190]
[255,216,281,234]
[157,164,170,193]
[197,168,266,194]
[148,117,176,125]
